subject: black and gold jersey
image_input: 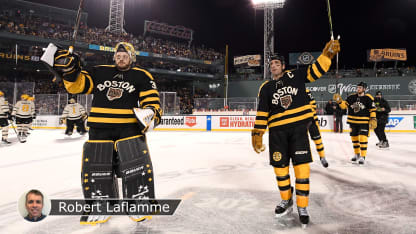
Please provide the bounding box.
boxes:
[339,93,376,124]
[306,89,318,121]
[254,55,331,132]
[63,65,162,129]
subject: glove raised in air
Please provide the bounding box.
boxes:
[322,40,340,59]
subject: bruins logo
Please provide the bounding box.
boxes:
[280,95,293,109]
[107,87,123,101]
[273,152,282,162]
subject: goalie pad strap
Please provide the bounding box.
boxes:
[115,135,155,199]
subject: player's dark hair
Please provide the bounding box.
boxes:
[26,189,44,203]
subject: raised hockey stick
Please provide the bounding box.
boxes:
[41,0,86,83]
[326,0,341,93]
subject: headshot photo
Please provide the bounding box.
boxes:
[18,189,51,222]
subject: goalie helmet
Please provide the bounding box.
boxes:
[0,91,4,96]
[114,42,136,63]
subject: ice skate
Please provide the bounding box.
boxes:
[351,153,359,163]
[129,215,152,223]
[2,138,11,144]
[80,214,111,225]
[297,206,309,229]
[275,198,293,218]
[358,156,365,165]
[379,141,389,149]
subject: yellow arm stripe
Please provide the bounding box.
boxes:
[63,73,86,94]
[90,107,134,114]
[365,93,375,100]
[140,89,159,97]
[256,111,269,117]
[132,67,155,80]
[88,117,138,123]
[311,63,323,79]
[306,67,315,82]
[268,105,311,122]
[317,55,331,72]
[140,97,160,105]
[370,112,376,118]
[255,120,268,126]
[269,112,314,128]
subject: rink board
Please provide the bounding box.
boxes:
[31,115,416,132]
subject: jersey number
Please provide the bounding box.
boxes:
[22,104,29,112]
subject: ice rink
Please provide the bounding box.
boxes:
[1,129,416,234]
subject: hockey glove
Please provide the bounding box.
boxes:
[53,49,81,76]
[320,157,329,168]
[333,93,342,104]
[133,107,155,133]
[322,39,340,59]
[59,118,66,125]
[251,129,266,154]
[369,118,377,129]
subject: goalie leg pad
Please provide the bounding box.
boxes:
[115,135,155,199]
[81,141,119,200]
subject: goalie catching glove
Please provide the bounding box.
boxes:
[251,129,266,154]
[41,43,81,77]
[133,107,156,133]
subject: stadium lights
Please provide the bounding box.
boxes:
[252,0,286,9]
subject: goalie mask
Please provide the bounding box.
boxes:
[0,91,4,96]
[114,42,136,64]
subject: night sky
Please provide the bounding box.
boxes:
[24,0,416,68]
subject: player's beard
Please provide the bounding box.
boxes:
[116,60,131,71]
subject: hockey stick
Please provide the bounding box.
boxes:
[326,0,341,93]
[8,120,24,143]
[41,0,86,83]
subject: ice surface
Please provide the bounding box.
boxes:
[0,129,415,233]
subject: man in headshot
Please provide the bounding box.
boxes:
[24,189,46,222]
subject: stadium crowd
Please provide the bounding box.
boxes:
[0,9,224,61]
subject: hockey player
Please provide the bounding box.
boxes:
[333,82,377,165]
[0,91,12,144]
[12,94,35,143]
[306,89,328,168]
[26,96,36,134]
[44,42,162,225]
[374,91,390,148]
[60,98,87,136]
[251,39,340,227]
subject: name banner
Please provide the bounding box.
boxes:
[234,55,261,66]
[144,20,193,41]
[368,48,407,62]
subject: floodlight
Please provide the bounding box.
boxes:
[252,0,285,9]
